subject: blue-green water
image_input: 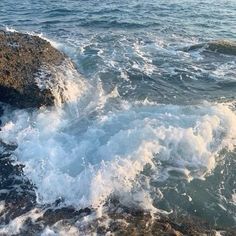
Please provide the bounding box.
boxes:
[0,0,236,234]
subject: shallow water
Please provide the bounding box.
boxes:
[0,0,236,234]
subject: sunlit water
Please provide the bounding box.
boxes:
[0,0,236,233]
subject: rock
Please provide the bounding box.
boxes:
[37,207,92,226]
[0,141,36,225]
[183,40,236,56]
[0,30,70,108]
[207,40,236,55]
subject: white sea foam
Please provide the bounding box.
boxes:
[0,208,43,235]
[1,93,236,213]
[215,231,224,236]
[132,40,156,75]
[212,61,236,81]
[232,193,236,205]
[41,225,80,236]
[35,59,88,107]
[0,201,5,214]
[5,26,18,33]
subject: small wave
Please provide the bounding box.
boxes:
[43,8,75,17]
[78,20,159,29]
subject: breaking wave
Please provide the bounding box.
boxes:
[0,60,236,213]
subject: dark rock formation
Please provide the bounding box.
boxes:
[0,141,36,225]
[0,30,68,108]
[183,40,236,56]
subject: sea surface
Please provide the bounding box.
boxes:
[0,0,236,235]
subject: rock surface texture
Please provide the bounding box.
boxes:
[0,31,67,108]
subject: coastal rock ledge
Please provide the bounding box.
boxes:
[0,30,69,108]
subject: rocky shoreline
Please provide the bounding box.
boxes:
[0,31,235,235]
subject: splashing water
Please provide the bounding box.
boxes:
[0,0,236,233]
[1,64,236,213]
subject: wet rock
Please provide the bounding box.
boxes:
[207,40,236,55]
[0,194,235,236]
[37,207,91,226]
[0,142,36,225]
[68,200,226,236]
[0,30,70,108]
[183,40,236,56]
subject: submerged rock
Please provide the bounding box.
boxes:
[183,40,236,56]
[0,30,70,108]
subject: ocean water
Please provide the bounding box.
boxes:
[0,0,236,234]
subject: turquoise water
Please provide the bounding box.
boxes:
[0,0,236,233]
